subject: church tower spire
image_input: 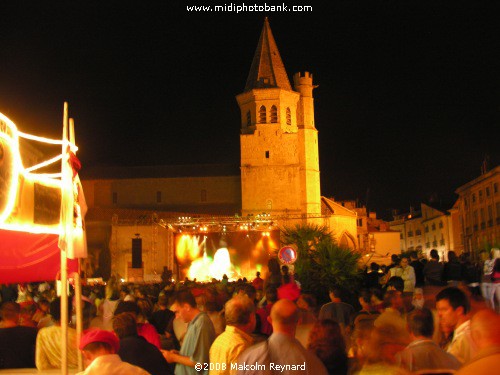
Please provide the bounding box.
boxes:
[244,17,292,92]
[237,19,321,220]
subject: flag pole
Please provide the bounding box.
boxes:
[60,102,69,375]
[70,117,84,371]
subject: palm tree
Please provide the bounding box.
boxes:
[281,224,362,303]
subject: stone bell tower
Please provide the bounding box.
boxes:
[236,18,321,219]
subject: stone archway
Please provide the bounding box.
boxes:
[339,231,357,250]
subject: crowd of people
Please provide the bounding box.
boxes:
[0,248,499,374]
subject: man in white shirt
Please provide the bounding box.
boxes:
[436,287,477,364]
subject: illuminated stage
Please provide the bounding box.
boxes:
[174,229,279,281]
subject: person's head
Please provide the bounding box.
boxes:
[409,251,418,261]
[0,301,20,324]
[38,299,50,313]
[79,329,120,366]
[170,289,198,323]
[412,288,425,309]
[391,254,400,265]
[239,284,256,301]
[386,276,404,293]
[113,312,138,339]
[430,249,439,261]
[370,262,380,272]
[269,299,299,336]
[470,309,500,350]
[297,293,317,311]
[447,251,457,262]
[265,286,278,304]
[358,289,372,311]
[370,288,384,305]
[114,301,140,317]
[328,287,345,303]
[383,290,404,311]
[256,271,261,278]
[50,297,72,323]
[224,295,256,333]
[105,283,120,300]
[407,308,434,339]
[436,287,470,329]
[307,319,347,373]
[400,255,409,269]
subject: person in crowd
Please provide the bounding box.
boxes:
[114,300,161,349]
[395,308,460,372]
[237,299,327,375]
[32,298,52,328]
[411,288,425,310]
[493,257,500,313]
[353,289,379,324]
[35,297,78,370]
[77,328,150,375]
[255,286,278,336]
[370,288,385,313]
[364,262,382,290]
[209,295,256,375]
[277,270,301,302]
[386,254,400,274]
[386,276,405,293]
[113,312,172,375]
[307,319,348,375]
[162,289,215,375]
[318,287,355,334]
[424,249,445,286]
[456,308,500,375]
[252,271,264,292]
[120,285,135,302]
[264,257,282,290]
[374,290,410,346]
[0,301,38,369]
[395,255,416,293]
[480,248,498,309]
[444,251,463,287]
[150,294,178,350]
[348,317,376,374]
[409,251,425,288]
[295,293,318,347]
[99,282,121,331]
[436,286,477,364]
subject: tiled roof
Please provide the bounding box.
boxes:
[244,18,292,92]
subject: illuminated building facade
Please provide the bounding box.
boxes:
[455,165,500,253]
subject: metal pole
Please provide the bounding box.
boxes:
[60,101,69,375]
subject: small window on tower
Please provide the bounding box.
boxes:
[246,111,251,127]
[156,191,162,203]
[270,106,278,123]
[286,107,291,125]
[265,151,270,159]
[259,106,266,123]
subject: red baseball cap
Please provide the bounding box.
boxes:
[80,329,120,353]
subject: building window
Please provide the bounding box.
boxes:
[415,229,421,236]
[112,192,117,204]
[357,219,363,227]
[432,223,436,231]
[440,239,445,245]
[156,191,162,203]
[494,183,498,194]
[439,221,443,229]
[486,187,490,197]
[426,242,430,249]
[246,111,251,127]
[286,107,291,125]
[270,105,278,123]
[425,226,429,233]
[265,151,270,159]
[472,193,476,203]
[408,231,413,237]
[400,233,403,240]
[201,189,207,202]
[479,190,483,202]
[259,106,266,123]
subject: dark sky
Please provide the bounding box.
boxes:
[1,1,499,219]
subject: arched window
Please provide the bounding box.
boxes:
[286,107,291,125]
[270,105,278,123]
[246,111,251,127]
[259,106,266,124]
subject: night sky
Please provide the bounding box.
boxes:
[1,1,498,219]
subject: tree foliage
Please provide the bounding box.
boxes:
[281,224,362,303]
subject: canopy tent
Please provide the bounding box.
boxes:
[0,105,86,284]
[0,103,86,374]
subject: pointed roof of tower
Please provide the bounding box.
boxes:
[244,18,292,92]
